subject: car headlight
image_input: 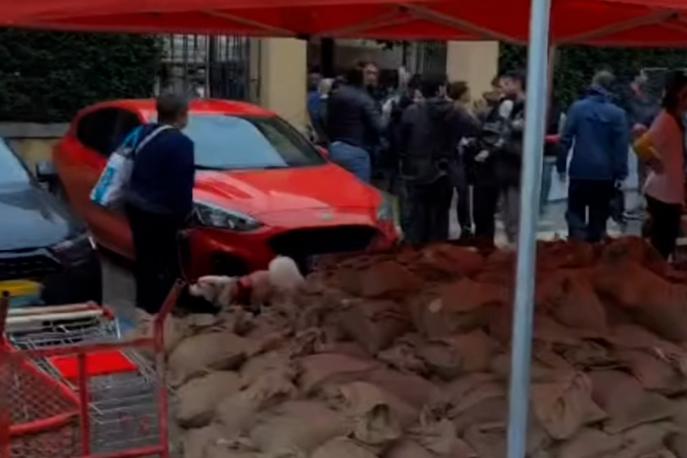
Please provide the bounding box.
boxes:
[376,192,396,223]
[194,201,263,231]
[51,232,96,265]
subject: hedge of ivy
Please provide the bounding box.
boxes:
[500,43,687,109]
[0,30,161,122]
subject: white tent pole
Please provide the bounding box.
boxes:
[506,0,552,455]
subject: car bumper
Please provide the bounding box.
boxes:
[183,220,398,278]
[41,252,103,306]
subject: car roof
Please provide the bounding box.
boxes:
[84,99,275,121]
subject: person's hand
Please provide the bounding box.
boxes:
[632,123,648,139]
[475,150,490,163]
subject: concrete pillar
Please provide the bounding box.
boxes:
[446,41,499,101]
[258,38,308,131]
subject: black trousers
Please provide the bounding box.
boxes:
[456,181,473,234]
[405,176,453,246]
[566,179,614,243]
[473,183,499,244]
[126,204,183,314]
[646,194,682,259]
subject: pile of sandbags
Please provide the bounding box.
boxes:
[171,237,687,458]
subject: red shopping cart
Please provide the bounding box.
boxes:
[0,281,184,458]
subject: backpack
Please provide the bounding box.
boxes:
[90,125,172,209]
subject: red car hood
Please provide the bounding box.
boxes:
[193,164,382,216]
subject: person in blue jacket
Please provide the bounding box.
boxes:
[558,70,629,243]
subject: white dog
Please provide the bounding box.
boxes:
[189,256,304,309]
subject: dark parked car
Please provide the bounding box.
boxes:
[0,138,101,306]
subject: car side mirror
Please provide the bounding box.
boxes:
[317,146,330,159]
[35,161,59,193]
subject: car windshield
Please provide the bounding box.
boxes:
[183,115,326,170]
[0,140,31,187]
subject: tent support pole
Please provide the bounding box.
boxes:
[506,0,551,455]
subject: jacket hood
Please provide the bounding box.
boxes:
[587,85,614,101]
[425,98,455,121]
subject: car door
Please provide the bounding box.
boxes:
[55,107,142,257]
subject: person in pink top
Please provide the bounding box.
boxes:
[642,72,687,259]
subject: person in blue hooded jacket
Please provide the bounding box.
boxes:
[558,70,629,243]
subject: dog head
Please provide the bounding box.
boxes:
[189,275,238,308]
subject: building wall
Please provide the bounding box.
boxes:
[258,38,308,132]
[446,41,499,100]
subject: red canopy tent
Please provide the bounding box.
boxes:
[3,1,686,457]
[3,0,687,46]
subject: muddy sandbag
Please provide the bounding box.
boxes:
[436,374,507,433]
[559,340,619,370]
[168,332,250,386]
[490,348,572,383]
[249,400,350,454]
[531,371,606,440]
[413,279,505,338]
[418,330,495,380]
[463,422,505,458]
[177,371,241,428]
[385,440,438,458]
[339,300,411,354]
[556,427,624,458]
[338,261,422,299]
[668,434,687,458]
[548,271,608,333]
[239,351,298,388]
[416,244,485,279]
[214,370,297,436]
[298,353,381,394]
[588,370,674,433]
[311,437,378,458]
[616,349,687,395]
[614,422,676,458]
[324,381,418,432]
[362,367,440,410]
[409,411,478,458]
[182,424,223,458]
[377,337,428,375]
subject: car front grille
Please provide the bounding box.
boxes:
[269,226,379,265]
[0,253,62,281]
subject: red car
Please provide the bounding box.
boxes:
[54,99,398,278]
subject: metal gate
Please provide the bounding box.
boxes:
[157,34,253,101]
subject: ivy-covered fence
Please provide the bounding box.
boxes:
[0,30,161,123]
[500,43,687,109]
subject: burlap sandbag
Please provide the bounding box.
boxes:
[548,271,608,333]
[337,260,422,299]
[614,422,676,458]
[463,422,506,458]
[668,434,687,458]
[362,367,440,410]
[435,374,507,434]
[588,370,674,433]
[415,244,485,279]
[176,371,241,428]
[249,401,350,455]
[339,300,411,354]
[377,337,428,375]
[413,278,505,338]
[214,370,297,437]
[555,427,624,458]
[238,351,298,388]
[311,437,378,458]
[616,349,687,395]
[298,353,381,394]
[385,440,438,458]
[182,424,223,458]
[323,381,418,436]
[531,371,607,440]
[168,332,250,386]
[417,330,495,380]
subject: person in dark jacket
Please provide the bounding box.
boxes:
[558,70,629,243]
[399,76,456,245]
[326,66,384,182]
[447,81,481,239]
[541,100,562,215]
[125,93,195,314]
[492,70,526,245]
